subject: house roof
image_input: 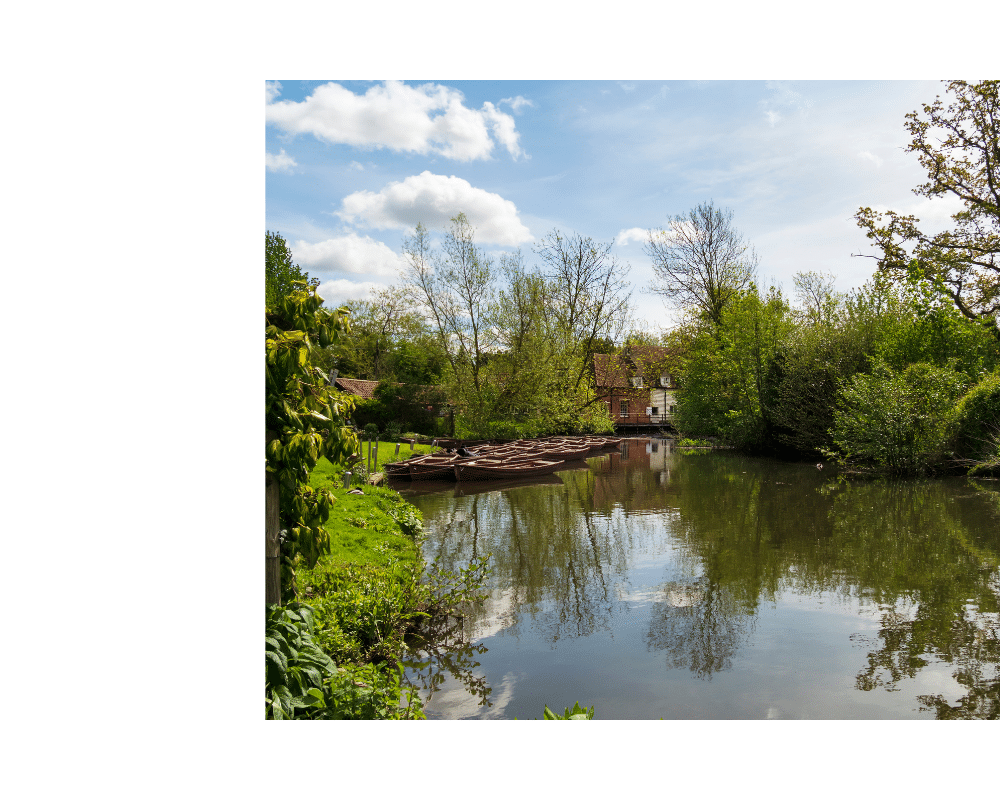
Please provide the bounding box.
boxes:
[334,377,443,402]
[334,377,379,400]
[593,345,672,388]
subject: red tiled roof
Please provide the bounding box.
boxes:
[593,346,673,389]
[334,377,379,400]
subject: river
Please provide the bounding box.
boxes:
[393,438,1000,719]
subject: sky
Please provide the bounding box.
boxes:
[265,79,966,331]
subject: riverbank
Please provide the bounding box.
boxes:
[265,454,444,719]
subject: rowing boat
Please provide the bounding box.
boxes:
[454,458,564,481]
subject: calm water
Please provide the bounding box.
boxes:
[395,439,1000,719]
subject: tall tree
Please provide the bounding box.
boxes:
[266,230,318,309]
[855,80,1000,342]
[403,215,497,393]
[534,230,633,391]
[645,201,758,327]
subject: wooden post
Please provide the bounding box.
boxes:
[265,473,281,606]
[266,429,282,606]
[374,435,379,472]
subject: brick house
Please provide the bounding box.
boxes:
[593,345,680,426]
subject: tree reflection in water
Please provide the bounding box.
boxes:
[645,577,754,679]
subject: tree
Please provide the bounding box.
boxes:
[266,230,318,308]
[792,270,844,326]
[645,201,758,326]
[265,282,358,604]
[534,230,633,391]
[403,215,497,394]
[855,80,1000,342]
[673,285,792,449]
[326,285,447,384]
[400,215,623,438]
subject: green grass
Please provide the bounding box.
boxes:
[309,461,425,570]
[361,440,438,468]
[299,460,432,665]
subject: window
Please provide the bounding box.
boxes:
[651,406,659,416]
[619,400,628,417]
[631,376,643,388]
[660,374,671,387]
[669,405,676,414]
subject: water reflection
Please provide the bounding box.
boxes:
[400,441,1000,719]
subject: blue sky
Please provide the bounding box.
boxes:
[265,79,963,329]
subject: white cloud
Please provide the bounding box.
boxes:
[500,95,534,113]
[292,233,407,278]
[349,160,364,171]
[315,278,388,308]
[265,81,281,103]
[616,227,649,246]
[481,101,526,160]
[336,171,533,246]
[857,150,883,168]
[765,110,781,127]
[265,80,524,161]
[265,148,297,173]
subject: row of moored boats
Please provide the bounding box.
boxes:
[383,436,625,482]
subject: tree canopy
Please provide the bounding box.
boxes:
[267,230,318,309]
[400,214,623,438]
[855,80,1000,341]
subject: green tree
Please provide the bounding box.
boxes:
[266,230,318,309]
[674,286,792,449]
[265,282,358,604]
[401,215,621,438]
[855,80,1000,342]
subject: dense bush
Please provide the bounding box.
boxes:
[949,369,1000,472]
[830,360,968,474]
[265,602,425,720]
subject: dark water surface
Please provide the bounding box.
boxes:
[395,439,1000,719]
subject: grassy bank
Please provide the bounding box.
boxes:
[266,455,436,719]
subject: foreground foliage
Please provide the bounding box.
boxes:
[265,602,425,720]
[542,702,595,720]
[265,280,359,599]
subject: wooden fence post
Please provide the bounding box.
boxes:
[265,472,281,606]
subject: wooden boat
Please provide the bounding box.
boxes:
[382,461,412,478]
[454,457,564,481]
[408,455,462,481]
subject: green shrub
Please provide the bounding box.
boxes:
[384,421,402,442]
[266,603,338,719]
[830,360,968,474]
[949,368,1000,465]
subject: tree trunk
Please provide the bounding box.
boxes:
[265,472,281,606]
